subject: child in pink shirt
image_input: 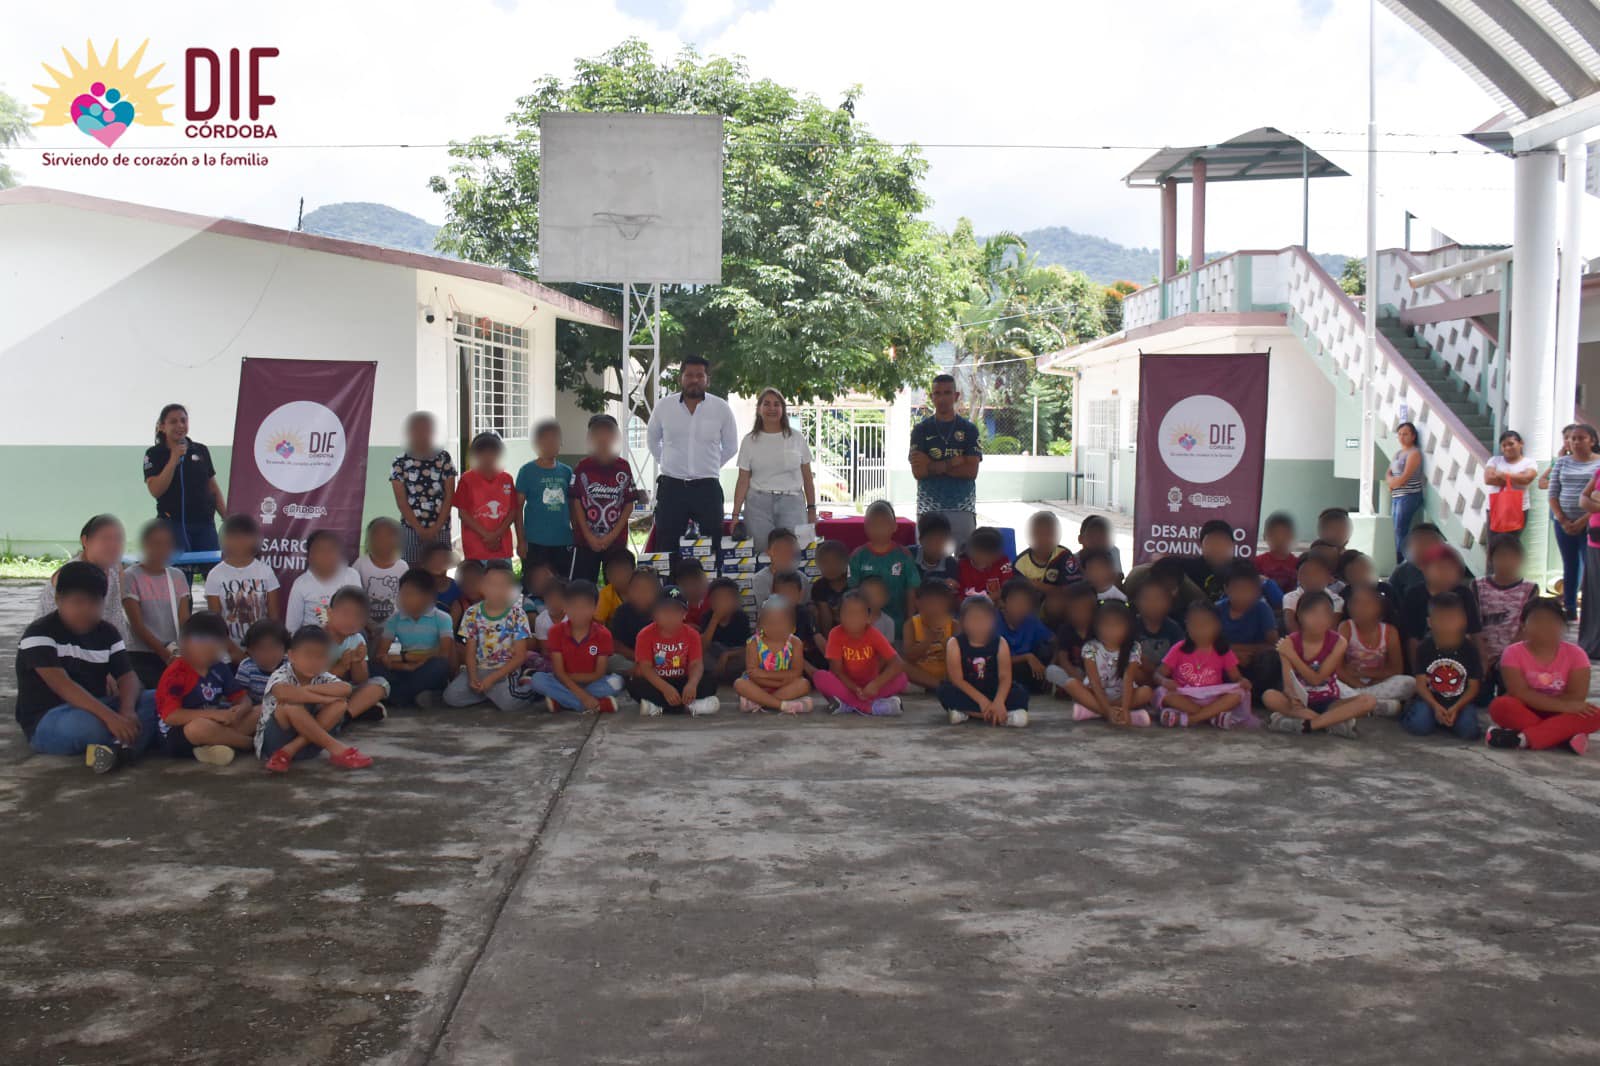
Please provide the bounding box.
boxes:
[1487,597,1600,753]
[1155,601,1254,729]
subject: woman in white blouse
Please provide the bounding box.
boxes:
[730,389,817,552]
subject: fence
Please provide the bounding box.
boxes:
[791,406,889,508]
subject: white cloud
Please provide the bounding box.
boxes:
[0,0,1551,259]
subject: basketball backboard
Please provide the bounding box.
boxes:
[537,113,724,284]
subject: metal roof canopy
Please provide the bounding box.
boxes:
[1123,127,1350,188]
[1381,0,1600,151]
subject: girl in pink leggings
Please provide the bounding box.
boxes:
[814,590,908,716]
[1487,597,1600,754]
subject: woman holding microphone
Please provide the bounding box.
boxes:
[143,403,227,553]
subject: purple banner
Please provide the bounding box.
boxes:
[1133,353,1270,565]
[227,358,377,587]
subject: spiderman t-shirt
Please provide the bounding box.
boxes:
[571,457,638,539]
[1415,637,1482,703]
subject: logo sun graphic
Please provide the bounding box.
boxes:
[33,40,174,146]
[265,429,304,460]
[1171,423,1201,452]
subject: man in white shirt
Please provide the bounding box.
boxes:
[647,355,741,558]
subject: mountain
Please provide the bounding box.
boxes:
[1013,224,1350,285]
[300,202,449,257]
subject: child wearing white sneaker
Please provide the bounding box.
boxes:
[938,594,1029,727]
[1072,600,1152,727]
[626,585,720,716]
[813,590,908,716]
[733,596,814,714]
[1262,590,1375,738]
[1336,582,1412,716]
[1155,601,1255,729]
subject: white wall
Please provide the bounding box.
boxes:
[0,201,419,447]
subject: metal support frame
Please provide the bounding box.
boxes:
[620,281,662,500]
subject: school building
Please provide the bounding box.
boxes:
[0,185,620,555]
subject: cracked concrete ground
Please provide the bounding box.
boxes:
[5,581,1600,1065]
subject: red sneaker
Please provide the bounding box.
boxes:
[596,697,617,715]
[329,747,373,770]
[264,749,293,774]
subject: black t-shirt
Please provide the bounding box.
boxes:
[15,612,131,738]
[707,611,751,649]
[1053,623,1089,671]
[811,576,848,614]
[142,440,217,525]
[1414,637,1482,702]
[956,634,1003,698]
[1400,583,1482,644]
[610,603,650,650]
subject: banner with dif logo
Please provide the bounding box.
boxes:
[228,358,377,587]
[1133,353,1270,565]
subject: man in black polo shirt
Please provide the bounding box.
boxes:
[16,561,157,772]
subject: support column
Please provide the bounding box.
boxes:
[1555,137,1584,428]
[1510,149,1560,592]
[1160,179,1178,280]
[1190,158,1207,283]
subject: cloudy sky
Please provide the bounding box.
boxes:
[2,0,1528,261]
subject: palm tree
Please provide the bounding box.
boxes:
[0,89,34,188]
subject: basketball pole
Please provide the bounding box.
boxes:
[621,280,662,549]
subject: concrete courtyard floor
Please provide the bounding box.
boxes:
[6,582,1600,1064]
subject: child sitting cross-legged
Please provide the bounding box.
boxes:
[901,581,958,692]
[528,580,623,714]
[323,587,390,723]
[1335,583,1412,716]
[444,560,536,711]
[814,589,908,717]
[1263,591,1375,738]
[1216,560,1280,693]
[1071,600,1154,727]
[1401,591,1486,740]
[1156,601,1256,730]
[255,625,374,773]
[1043,582,1098,696]
[235,619,289,709]
[733,595,815,714]
[997,578,1056,692]
[628,585,720,717]
[378,568,455,707]
[154,612,257,766]
[939,594,1030,728]
[1486,598,1600,754]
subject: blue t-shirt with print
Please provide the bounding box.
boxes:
[383,607,454,652]
[515,460,575,548]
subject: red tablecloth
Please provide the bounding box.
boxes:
[643,515,915,553]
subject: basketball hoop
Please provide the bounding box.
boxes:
[593,212,659,241]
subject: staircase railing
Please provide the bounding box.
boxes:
[1283,247,1492,550]
[1376,248,1505,435]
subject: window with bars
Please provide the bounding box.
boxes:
[456,314,530,439]
[1083,398,1121,452]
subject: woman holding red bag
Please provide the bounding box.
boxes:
[1484,430,1538,540]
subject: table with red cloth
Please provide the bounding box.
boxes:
[643,515,915,553]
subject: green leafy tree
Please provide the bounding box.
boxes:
[944,222,1105,450]
[429,39,960,412]
[1339,257,1366,296]
[0,89,34,188]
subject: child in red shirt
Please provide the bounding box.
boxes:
[626,586,720,716]
[814,590,908,716]
[454,432,519,562]
[957,526,1015,600]
[1254,511,1299,592]
[527,580,623,713]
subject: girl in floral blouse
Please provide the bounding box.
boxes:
[390,412,457,566]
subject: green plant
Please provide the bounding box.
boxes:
[986,435,1022,455]
[1047,439,1073,457]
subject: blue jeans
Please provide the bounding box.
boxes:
[1400,697,1482,740]
[1553,519,1587,615]
[29,693,158,757]
[1392,492,1423,561]
[381,656,452,706]
[527,670,623,710]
